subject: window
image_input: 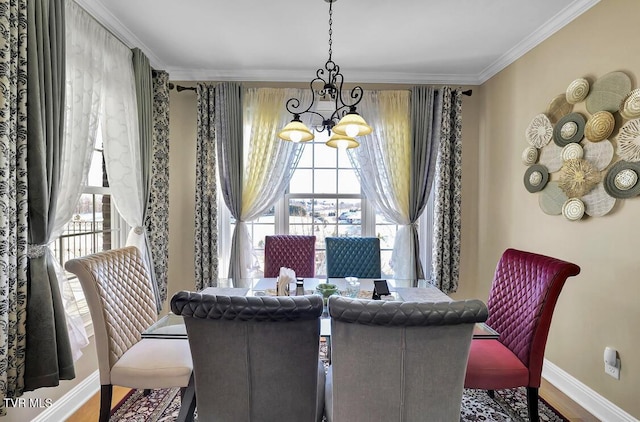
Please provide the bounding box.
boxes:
[224,130,402,278]
[222,141,437,278]
[285,130,366,275]
[52,135,126,333]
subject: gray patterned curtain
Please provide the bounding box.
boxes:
[409,86,442,281]
[148,70,170,303]
[432,87,463,293]
[194,83,218,290]
[0,0,29,412]
[24,0,75,390]
[131,48,161,309]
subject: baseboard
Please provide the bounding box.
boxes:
[543,359,638,422]
[31,370,100,422]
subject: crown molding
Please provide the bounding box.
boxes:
[165,67,483,86]
[72,0,165,68]
[477,0,601,84]
[73,0,599,86]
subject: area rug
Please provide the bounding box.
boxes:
[111,386,567,421]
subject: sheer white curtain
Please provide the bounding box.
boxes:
[51,0,113,360]
[99,20,154,290]
[349,90,416,278]
[233,88,311,278]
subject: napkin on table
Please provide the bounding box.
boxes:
[277,267,296,296]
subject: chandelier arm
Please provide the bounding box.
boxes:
[279,0,371,147]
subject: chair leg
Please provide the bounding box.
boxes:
[487,389,495,399]
[527,387,539,422]
[99,385,113,422]
[177,373,196,422]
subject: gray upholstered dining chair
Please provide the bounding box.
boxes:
[324,296,488,422]
[65,246,193,422]
[171,291,326,422]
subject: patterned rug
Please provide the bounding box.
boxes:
[110,386,567,421]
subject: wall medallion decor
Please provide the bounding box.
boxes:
[620,88,640,120]
[523,70,638,221]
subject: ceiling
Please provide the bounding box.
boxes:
[74,0,600,85]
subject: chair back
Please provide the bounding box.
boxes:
[325,237,381,278]
[64,246,157,384]
[171,292,324,422]
[264,235,316,277]
[486,248,580,385]
[327,296,488,422]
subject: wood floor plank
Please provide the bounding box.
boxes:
[65,386,131,422]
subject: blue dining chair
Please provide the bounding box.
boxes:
[325,237,381,278]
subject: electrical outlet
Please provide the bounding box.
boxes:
[605,360,620,379]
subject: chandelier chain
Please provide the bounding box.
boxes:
[278,0,370,148]
[327,0,333,61]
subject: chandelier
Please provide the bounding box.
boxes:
[277,0,372,150]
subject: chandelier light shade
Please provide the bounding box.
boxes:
[277,0,372,149]
[278,115,315,143]
[325,133,359,150]
[332,109,373,137]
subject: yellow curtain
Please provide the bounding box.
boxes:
[242,88,289,215]
[379,90,411,219]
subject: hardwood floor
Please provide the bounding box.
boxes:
[66,386,131,422]
[65,379,598,421]
[539,378,600,421]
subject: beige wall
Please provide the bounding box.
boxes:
[166,83,199,310]
[475,0,640,417]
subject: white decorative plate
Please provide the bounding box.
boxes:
[562,198,585,221]
[616,118,640,162]
[614,169,638,190]
[620,89,640,120]
[525,114,553,148]
[561,143,583,161]
[521,146,538,165]
[566,78,589,104]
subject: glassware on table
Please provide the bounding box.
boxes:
[345,277,360,298]
[315,283,339,305]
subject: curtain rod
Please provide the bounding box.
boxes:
[168,83,472,96]
[168,83,196,92]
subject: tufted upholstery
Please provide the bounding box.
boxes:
[325,296,488,422]
[171,291,324,322]
[65,247,192,422]
[464,248,580,422]
[329,296,488,326]
[325,237,381,278]
[264,235,316,277]
[171,291,325,422]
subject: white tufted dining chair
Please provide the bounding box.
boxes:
[65,246,193,422]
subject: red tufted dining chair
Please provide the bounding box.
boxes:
[264,235,316,278]
[464,248,580,422]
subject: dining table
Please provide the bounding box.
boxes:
[142,277,498,422]
[144,277,498,339]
